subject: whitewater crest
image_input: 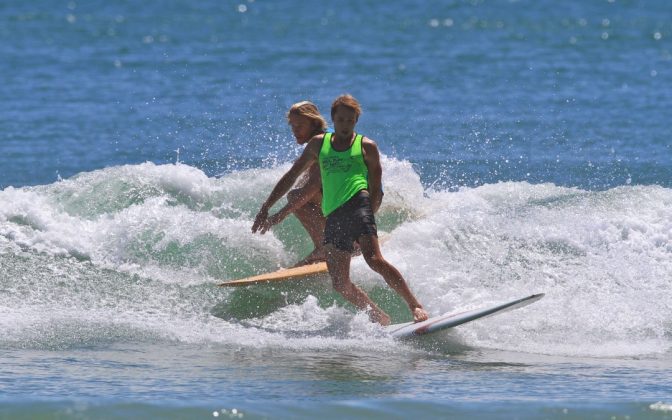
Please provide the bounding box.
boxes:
[1,162,671,357]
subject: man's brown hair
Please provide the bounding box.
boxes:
[330,94,362,120]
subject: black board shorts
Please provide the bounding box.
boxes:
[324,190,378,252]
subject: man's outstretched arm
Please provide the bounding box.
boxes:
[252,135,322,233]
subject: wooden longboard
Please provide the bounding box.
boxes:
[218,235,392,288]
[218,262,328,287]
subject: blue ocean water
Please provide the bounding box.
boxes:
[1,0,671,419]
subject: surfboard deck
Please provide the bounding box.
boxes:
[385,293,544,338]
[218,262,328,287]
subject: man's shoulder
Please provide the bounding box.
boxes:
[305,133,326,152]
[361,136,378,151]
[360,136,381,165]
[308,132,327,144]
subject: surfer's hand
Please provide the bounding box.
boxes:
[258,218,273,234]
[252,209,268,234]
[260,211,286,233]
[412,307,429,323]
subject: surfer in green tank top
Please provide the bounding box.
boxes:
[252,95,428,325]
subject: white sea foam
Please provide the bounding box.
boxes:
[1,161,671,357]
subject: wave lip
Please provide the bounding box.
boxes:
[1,162,671,358]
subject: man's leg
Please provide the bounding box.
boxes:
[325,244,391,326]
[358,235,428,322]
[287,189,326,265]
[293,202,325,248]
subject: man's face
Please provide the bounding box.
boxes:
[288,114,314,144]
[332,106,358,138]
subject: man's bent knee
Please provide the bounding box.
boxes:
[364,253,386,272]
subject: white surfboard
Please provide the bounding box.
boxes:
[385,293,544,338]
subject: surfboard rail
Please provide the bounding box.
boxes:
[385,293,545,338]
[218,262,328,287]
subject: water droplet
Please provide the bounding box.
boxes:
[238,4,247,13]
[654,32,662,40]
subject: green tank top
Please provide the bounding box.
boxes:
[319,132,369,216]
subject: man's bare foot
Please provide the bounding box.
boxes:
[368,308,391,326]
[412,307,429,323]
